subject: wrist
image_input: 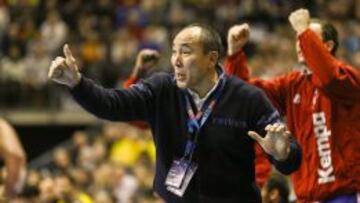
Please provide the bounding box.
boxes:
[294,22,309,35]
[296,27,308,36]
[70,72,82,88]
[228,47,240,56]
[274,146,290,161]
[228,47,243,57]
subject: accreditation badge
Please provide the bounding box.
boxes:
[165,159,198,197]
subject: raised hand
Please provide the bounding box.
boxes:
[48,44,81,88]
[132,49,160,78]
[248,123,291,161]
[227,23,250,56]
[289,8,311,35]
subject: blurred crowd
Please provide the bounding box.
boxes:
[9,122,159,203]
[1,0,360,202]
[1,0,360,109]
[3,121,290,203]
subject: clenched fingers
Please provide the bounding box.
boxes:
[48,57,66,79]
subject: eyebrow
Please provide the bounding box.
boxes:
[172,43,193,50]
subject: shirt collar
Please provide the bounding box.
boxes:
[186,64,224,110]
[294,62,312,75]
[187,79,220,110]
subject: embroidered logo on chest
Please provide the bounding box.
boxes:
[212,117,247,129]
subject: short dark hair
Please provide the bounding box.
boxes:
[184,23,224,60]
[311,19,338,55]
[266,173,289,203]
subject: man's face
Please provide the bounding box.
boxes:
[296,22,323,62]
[171,27,214,89]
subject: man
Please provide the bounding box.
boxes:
[0,118,27,199]
[225,9,360,202]
[125,48,273,188]
[48,24,301,202]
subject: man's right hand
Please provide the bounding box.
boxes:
[227,23,250,56]
[132,49,160,78]
[48,44,81,88]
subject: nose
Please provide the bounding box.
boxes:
[172,52,182,68]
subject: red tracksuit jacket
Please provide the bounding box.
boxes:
[224,29,360,201]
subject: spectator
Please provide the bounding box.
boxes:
[0,0,9,43]
[0,118,27,198]
[225,8,360,202]
[40,10,68,56]
[261,173,289,203]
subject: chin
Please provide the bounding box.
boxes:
[176,81,187,89]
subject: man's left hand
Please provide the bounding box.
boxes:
[248,123,291,161]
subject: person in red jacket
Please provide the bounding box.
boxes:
[123,49,160,89]
[123,49,160,129]
[224,8,360,202]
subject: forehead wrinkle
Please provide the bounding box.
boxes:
[173,27,203,47]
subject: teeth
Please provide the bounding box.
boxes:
[177,74,185,80]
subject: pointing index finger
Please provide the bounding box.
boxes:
[63,44,74,60]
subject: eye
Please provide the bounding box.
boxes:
[181,48,192,55]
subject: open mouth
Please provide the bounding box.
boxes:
[176,73,186,81]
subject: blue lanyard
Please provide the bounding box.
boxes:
[182,73,226,159]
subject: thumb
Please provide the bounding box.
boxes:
[63,44,74,61]
[63,44,80,73]
[248,131,264,144]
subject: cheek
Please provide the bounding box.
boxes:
[183,56,196,66]
[187,60,199,74]
[188,67,204,84]
[186,55,204,71]
[170,55,176,67]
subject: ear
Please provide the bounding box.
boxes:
[208,51,219,67]
[269,189,280,202]
[324,40,335,53]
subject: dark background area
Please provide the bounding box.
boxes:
[14,124,88,161]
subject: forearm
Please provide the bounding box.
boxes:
[299,29,340,84]
[224,50,250,81]
[71,77,128,121]
[70,76,151,121]
[225,51,289,115]
[300,29,360,100]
